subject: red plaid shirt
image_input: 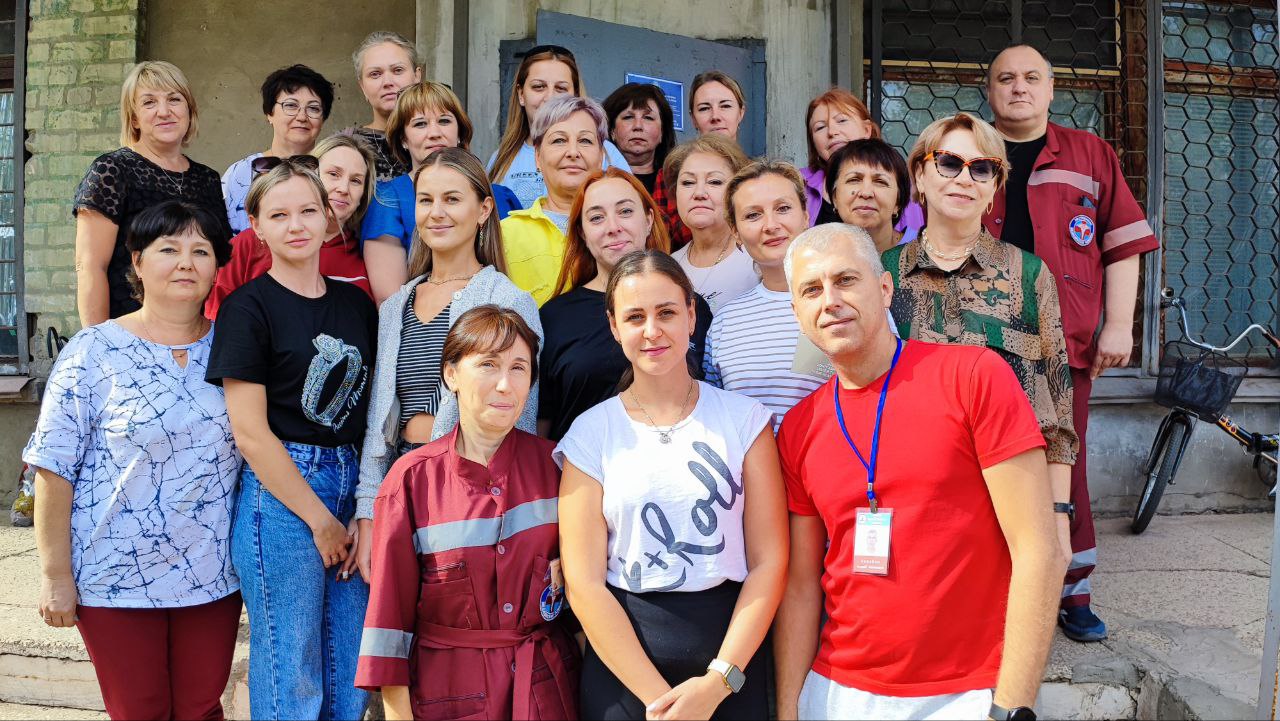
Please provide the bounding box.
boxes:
[651,168,693,251]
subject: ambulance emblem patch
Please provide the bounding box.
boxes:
[539,584,564,621]
[1068,215,1096,247]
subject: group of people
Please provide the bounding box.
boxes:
[26,28,1159,721]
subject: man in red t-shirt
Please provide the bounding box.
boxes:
[773,224,1066,721]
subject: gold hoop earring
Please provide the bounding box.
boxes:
[985,200,994,215]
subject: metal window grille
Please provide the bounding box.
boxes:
[864,0,1276,373]
[0,0,21,373]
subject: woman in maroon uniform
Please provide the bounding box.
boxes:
[356,305,579,720]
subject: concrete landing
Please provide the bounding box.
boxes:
[0,516,1274,719]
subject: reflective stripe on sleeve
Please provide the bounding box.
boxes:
[359,627,414,659]
[1101,219,1154,251]
[1028,168,1100,197]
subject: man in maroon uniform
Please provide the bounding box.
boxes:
[983,44,1161,642]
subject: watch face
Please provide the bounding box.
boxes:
[727,667,746,693]
[1009,708,1037,721]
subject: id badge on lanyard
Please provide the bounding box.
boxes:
[833,338,903,576]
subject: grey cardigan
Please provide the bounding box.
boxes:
[355,266,542,519]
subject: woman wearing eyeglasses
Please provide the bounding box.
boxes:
[884,112,1077,567]
[222,65,335,234]
[205,134,378,319]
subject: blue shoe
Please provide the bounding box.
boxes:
[1059,605,1108,642]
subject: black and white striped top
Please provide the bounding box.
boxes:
[396,291,452,427]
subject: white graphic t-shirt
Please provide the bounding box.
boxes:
[554,382,772,593]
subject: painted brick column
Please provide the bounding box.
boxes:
[23,0,141,370]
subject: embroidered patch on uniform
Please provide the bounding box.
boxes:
[539,584,564,621]
[1068,215,1096,247]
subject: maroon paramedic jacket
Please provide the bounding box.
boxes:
[984,122,1160,368]
[356,426,579,720]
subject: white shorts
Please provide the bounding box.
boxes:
[797,669,993,721]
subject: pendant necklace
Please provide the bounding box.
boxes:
[629,379,696,444]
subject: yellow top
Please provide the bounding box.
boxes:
[500,197,570,306]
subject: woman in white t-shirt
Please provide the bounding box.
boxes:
[556,250,788,720]
[665,134,758,313]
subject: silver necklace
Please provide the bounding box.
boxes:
[920,228,981,262]
[628,380,696,444]
[134,146,185,195]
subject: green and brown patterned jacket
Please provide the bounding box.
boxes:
[883,230,1079,465]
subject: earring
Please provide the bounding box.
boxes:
[985,200,994,215]
[478,225,486,245]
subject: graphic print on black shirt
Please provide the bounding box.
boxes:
[206,273,377,448]
[1001,135,1048,255]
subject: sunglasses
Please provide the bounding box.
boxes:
[924,150,1004,183]
[522,44,575,60]
[251,154,319,176]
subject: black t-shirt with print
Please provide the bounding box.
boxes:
[1002,135,1048,255]
[538,285,713,441]
[74,147,231,319]
[350,127,410,184]
[206,274,378,448]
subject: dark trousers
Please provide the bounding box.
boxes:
[1063,367,1097,608]
[77,591,242,720]
[581,581,769,720]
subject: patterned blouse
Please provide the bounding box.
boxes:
[22,321,241,608]
[883,230,1079,464]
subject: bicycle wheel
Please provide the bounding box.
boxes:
[1132,417,1191,534]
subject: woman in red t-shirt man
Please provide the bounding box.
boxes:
[205,133,376,318]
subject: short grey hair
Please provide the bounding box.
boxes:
[352,31,421,77]
[985,44,1055,83]
[530,95,608,148]
[784,223,884,289]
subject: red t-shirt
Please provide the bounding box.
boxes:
[777,340,1046,697]
[204,228,373,319]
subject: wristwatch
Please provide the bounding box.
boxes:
[989,702,1036,721]
[707,658,745,693]
[1053,502,1076,523]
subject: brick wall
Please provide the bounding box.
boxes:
[23,0,141,371]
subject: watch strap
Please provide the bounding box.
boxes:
[989,702,1036,721]
[1053,502,1075,520]
[707,658,745,693]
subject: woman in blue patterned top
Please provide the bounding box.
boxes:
[25,200,239,720]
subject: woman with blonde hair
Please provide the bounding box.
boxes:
[538,168,713,440]
[362,81,519,302]
[663,134,756,312]
[349,30,423,182]
[206,133,378,318]
[487,44,630,209]
[885,111,1077,592]
[354,147,541,577]
[207,157,378,720]
[74,60,231,327]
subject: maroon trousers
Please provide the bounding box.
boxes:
[1063,368,1098,608]
[76,592,241,720]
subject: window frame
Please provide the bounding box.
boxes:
[0,0,26,375]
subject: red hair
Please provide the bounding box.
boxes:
[554,168,671,297]
[805,87,880,171]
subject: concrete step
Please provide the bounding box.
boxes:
[0,701,107,719]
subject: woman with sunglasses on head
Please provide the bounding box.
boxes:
[74,61,232,327]
[488,44,631,210]
[207,158,378,720]
[206,134,377,319]
[362,82,520,303]
[354,147,542,580]
[652,70,748,250]
[556,250,787,720]
[538,168,712,441]
[884,112,1077,568]
[349,31,423,182]
[222,65,335,234]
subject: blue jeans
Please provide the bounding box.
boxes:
[232,441,369,720]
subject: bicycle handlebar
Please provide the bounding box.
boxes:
[1162,288,1280,354]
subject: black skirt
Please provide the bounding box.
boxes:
[581,581,770,720]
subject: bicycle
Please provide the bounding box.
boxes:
[1131,288,1279,534]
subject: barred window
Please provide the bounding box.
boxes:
[0,0,20,369]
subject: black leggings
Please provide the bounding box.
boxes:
[581,581,770,720]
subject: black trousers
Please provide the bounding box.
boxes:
[581,581,770,720]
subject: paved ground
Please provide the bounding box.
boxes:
[0,514,1274,718]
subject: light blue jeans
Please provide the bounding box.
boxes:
[232,441,369,720]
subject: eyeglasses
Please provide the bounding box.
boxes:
[924,150,1004,183]
[251,154,319,176]
[276,99,325,120]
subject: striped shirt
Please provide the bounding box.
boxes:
[396,293,451,427]
[702,284,824,432]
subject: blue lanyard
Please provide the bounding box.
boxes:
[832,338,903,513]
